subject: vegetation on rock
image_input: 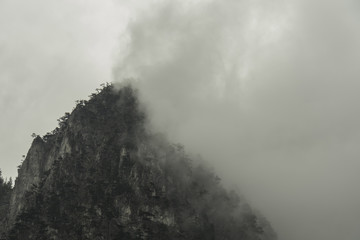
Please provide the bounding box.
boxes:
[0,170,12,235]
[0,83,276,240]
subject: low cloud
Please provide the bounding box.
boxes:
[115,1,360,239]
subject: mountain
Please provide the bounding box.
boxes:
[0,83,277,240]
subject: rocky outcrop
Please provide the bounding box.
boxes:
[7,120,75,229]
[1,84,277,240]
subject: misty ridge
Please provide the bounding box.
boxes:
[1,0,360,239]
[0,83,276,239]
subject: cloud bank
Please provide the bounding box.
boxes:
[115,1,360,240]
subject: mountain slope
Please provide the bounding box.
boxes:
[1,84,276,240]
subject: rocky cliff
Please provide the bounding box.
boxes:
[0,84,277,240]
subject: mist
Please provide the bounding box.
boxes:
[1,0,360,239]
[115,1,360,240]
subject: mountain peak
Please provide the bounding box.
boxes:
[1,84,276,240]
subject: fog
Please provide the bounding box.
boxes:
[1,0,360,239]
[115,1,360,240]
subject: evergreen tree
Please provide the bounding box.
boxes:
[0,169,12,205]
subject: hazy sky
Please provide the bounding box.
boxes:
[2,1,360,240]
[0,0,128,177]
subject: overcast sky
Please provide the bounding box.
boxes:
[2,1,360,240]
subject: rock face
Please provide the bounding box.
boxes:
[0,84,277,240]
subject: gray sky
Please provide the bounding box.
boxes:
[0,0,127,177]
[2,1,360,240]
